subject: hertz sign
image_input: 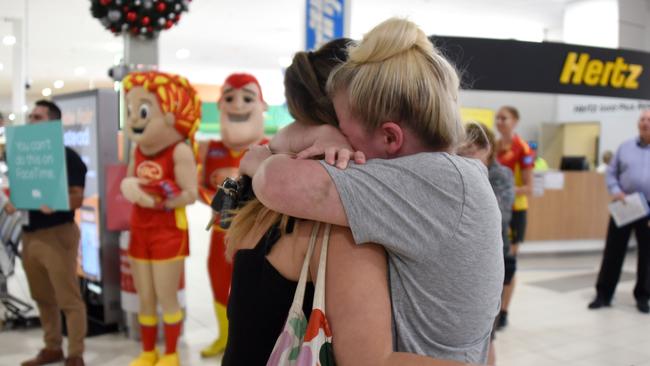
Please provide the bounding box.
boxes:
[433,36,650,99]
[559,53,643,89]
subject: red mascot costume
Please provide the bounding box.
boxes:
[199,73,268,357]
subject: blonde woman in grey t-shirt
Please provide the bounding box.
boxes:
[242,18,503,364]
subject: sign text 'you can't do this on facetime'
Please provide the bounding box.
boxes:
[6,121,70,211]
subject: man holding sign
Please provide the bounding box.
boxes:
[4,100,88,366]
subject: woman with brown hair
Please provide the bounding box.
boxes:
[221,38,352,365]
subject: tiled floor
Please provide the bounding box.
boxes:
[1,203,648,365]
[493,251,650,366]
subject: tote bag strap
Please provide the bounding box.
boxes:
[312,223,331,310]
[290,221,321,306]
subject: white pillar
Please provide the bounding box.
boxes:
[618,0,650,52]
[10,18,26,124]
[123,34,158,66]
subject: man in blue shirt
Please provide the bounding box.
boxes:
[589,110,650,314]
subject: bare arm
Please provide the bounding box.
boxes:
[515,167,533,196]
[268,121,314,154]
[270,122,365,167]
[325,226,479,366]
[243,121,365,225]
[164,143,198,209]
[1,190,17,214]
[270,122,341,154]
[252,154,348,227]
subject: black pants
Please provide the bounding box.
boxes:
[510,210,527,245]
[595,216,650,302]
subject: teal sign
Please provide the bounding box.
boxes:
[6,121,70,210]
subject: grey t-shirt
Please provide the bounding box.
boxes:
[488,161,515,255]
[321,152,504,364]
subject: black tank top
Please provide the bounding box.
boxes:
[222,223,314,366]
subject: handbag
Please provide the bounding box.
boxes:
[267,222,335,366]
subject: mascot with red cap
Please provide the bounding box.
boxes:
[199,73,268,357]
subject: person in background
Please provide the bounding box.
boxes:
[4,100,89,366]
[596,150,613,174]
[588,109,650,314]
[458,122,515,365]
[495,106,534,330]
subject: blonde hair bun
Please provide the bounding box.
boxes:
[349,17,433,64]
[327,17,463,151]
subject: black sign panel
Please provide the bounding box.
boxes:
[432,36,650,99]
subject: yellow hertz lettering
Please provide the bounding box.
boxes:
[559,52,643,90]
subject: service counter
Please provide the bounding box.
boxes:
[526,171,610,241]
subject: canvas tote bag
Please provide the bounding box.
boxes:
[267,222,335,366]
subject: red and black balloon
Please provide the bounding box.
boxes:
[90,0,191,39]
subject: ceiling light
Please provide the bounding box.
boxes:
[8,113,15,121]
[22,105,28,112]
[2,35,16,46]
[175,48,190,59]
[54,80,65,89]
[278,57,293,68]
[42,88,52,97]
[74,67,87,76]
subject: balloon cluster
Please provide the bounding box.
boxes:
[90,0,191,39]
